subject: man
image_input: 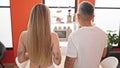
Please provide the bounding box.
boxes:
[64,1,107,68]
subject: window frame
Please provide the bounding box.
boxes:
[43,0,77,13]
[0,0,13,49]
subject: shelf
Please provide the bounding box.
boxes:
[51,22,78,32]
[51,22,76,24]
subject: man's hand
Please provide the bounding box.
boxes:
[64,56,76,68]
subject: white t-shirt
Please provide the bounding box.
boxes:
[67,26,107,68]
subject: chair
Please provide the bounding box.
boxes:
[0,41,6,68]
[100,56,119,68]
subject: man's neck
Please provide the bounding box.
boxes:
[79,21,92,28]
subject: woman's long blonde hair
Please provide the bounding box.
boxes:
[27,4,52,66]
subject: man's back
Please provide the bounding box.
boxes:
[67,26,107,68]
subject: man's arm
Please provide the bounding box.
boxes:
[64,35,77,68]
[101,47,107,61]
[102,47,107,58]
[64,56,76,68]
[101,34,108,61]
[100,48,107,62]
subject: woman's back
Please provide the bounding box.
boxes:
[17,31,61,68]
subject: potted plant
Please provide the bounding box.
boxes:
[107,30,120,53]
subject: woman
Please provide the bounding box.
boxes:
[17,4,61,68]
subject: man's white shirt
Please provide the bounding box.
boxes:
[67,26,107,68]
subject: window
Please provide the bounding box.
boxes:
[95,0,120,47]
[44,0,77,23]
[0,0,13,48]
[95,0,120,7]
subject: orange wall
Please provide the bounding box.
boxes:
[2,0,43,63]
[78,0,95,5]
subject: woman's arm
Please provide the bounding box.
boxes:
[52,33,61,65]
[17,31,29,63]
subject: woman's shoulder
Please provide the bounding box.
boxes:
[21,30,28,34]
[19,31,28,46]
[19,31,28,41]
[51,32,58,38]
[20,31,28,37]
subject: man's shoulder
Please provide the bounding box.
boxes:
[94,26,106,35]
[69,30,80,38]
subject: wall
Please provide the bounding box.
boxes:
[2,0,43,63]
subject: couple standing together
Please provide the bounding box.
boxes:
[17,1,107,68]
